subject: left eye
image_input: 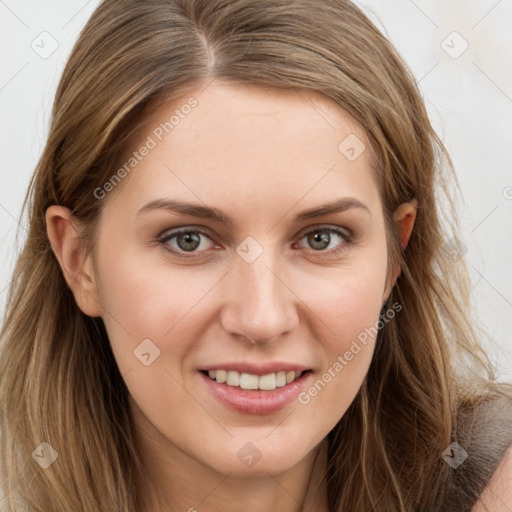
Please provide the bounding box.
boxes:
[295,226,351,253]
[158,226,351,256]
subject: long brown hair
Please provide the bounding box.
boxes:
[1,0,510,510]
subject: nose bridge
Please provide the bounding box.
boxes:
[221,240,297,343]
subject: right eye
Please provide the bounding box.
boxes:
[157,227,220,257]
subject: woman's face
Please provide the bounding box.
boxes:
[75,82,397,475]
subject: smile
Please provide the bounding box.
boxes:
[203,369,304,391]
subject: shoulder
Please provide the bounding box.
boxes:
[471,444,512,511]
[441,390,512,511]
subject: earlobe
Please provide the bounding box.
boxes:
[45,205,102,317]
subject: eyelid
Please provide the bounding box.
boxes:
[297,223,352,239]
[157,226,219,254]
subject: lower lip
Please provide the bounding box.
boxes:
[200,371,311,415]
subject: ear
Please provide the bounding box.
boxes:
[383,198,418,303]
[45,205,102,317]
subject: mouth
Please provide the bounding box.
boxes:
[200,369,312,391]
[199,367,313,415]
[198,360,314,414]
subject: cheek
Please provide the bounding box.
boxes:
[92,234,203,368]
[318,270,384,335]
[295,250,388,415]
[306,250,388,350]
[92,246,210,423]
[95,227,204,323]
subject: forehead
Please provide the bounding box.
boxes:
[102,81,380,218]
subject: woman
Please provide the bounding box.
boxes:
[1,0,511,510]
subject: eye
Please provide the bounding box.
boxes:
[158,228,218,256]
[294,226,352,255]
[157,225,353,258]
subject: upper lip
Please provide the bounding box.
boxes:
[200,362,310,376]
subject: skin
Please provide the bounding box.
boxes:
[46,82,417,512]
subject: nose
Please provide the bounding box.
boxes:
[220,245,299,345]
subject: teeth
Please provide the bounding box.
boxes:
[226,371,240,386]
[276,371,287,387]
[259,373,276,390]
[206,369,305,390]
[239,373,259,390]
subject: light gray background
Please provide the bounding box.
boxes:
[1,1,511,382]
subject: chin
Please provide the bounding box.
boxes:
[198,436,314,476]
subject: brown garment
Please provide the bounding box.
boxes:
[437,392,512,511]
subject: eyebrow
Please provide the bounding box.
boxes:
[137,197,371,228]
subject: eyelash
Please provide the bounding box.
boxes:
[157,225,353,259]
